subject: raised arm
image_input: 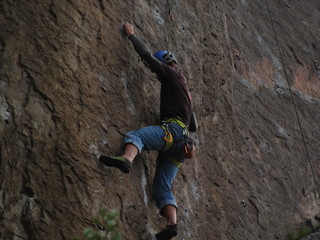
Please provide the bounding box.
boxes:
[123,22,162,73]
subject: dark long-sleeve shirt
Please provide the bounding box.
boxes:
[128,34,197,132]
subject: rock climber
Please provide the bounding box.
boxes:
[100,22,198,240]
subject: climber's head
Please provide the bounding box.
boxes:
[153,50,177,65]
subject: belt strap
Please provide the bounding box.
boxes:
[163,117,187,130]
[159,153,182,168]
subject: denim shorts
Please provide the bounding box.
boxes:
[124,123,185,213]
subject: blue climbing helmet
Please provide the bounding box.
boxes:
[153,50,177,64]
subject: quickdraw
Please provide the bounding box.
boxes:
[161,123,173,152]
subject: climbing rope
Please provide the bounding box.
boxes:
[315,60,320,79]
[265,0,320,198]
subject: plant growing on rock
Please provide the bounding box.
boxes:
[74,208,122,240]
[285,226,312,240]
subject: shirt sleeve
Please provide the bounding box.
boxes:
[128,34,163,73]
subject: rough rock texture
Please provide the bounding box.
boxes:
[1,0,320,239]
[301,232,320,240]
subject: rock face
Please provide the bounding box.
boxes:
[1,0,320,239]
[302,232,320,240]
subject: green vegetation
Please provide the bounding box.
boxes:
[285,226,312,240]
[74,208,122,240]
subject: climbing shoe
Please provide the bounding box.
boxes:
[99,156,132,173]
[155,224,178,240]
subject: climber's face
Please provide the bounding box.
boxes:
[168,61,177,70]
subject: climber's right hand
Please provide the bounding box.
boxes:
[123,22,134,36]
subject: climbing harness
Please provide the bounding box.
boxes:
[160,153,182,168]
[161,117,187,152]
[160,117,196,163]
[161,123,174,152]
[163,117,187,130]
[160,122,181,167]
[265,0,320,197]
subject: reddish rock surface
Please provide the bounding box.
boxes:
[1,0,320,239]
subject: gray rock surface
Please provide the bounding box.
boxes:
[1,0,320,239]
[301,232,320,240]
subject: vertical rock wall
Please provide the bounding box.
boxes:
[1,0,320,239]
